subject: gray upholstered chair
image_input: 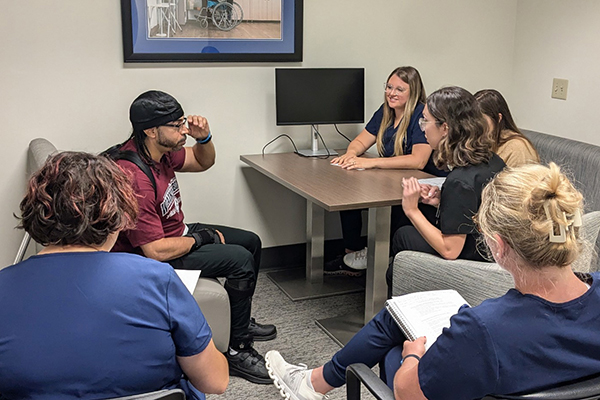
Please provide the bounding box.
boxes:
[523,130,600,213]
[12,138,59,265]
[13,138,230,352]
[525,129,600,264]
[392,211,600,305]
[392,130,600,304]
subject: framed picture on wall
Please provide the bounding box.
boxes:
[121,0,303,62]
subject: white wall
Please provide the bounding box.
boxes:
[511,0,600,146]
[0,0,518,267]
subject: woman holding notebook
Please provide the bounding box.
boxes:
[265,93,600,400]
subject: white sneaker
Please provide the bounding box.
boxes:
[265,350,328,400]
[343,248,368,270]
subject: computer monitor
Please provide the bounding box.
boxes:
[275,68,365,156]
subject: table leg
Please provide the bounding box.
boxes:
[365,206,391,323]
[306,201,324,283]
[266,200,364,301]
[315,205,392,346]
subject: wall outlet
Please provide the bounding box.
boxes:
[552,78,568,100]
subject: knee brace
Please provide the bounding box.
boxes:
[224,278,256,302]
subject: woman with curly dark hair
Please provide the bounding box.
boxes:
[0,152,228,400]
[387,86,506,294]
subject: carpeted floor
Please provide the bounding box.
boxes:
[207,269,377,400]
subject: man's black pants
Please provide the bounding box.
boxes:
[168,223,261,350]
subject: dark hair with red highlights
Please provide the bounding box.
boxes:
[427,86,494,169]
[18,152,138,247]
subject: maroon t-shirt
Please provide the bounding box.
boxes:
[112,140,187,254]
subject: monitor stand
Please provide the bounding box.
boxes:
[297,125,338,157]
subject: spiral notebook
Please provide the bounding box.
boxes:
[385,290,469,350]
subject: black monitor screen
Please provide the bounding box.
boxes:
[275,68,365,126]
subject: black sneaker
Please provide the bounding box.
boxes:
[226,345,271,384]
[249,317,277,341]
[323,254,364,277]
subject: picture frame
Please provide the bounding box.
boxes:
[121,0,303,63]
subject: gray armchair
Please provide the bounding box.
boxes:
[14,138,230,352]
[523,130,600,213]
[392,251,512,306]
[393,211,600,305]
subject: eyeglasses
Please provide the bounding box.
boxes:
[384,83,407,95]
[162,117,187,130]
[418,117,438,131]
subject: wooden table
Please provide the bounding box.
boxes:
[240,152,432,344]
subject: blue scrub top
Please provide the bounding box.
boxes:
[0,252,212,400]
[365,103,447,177]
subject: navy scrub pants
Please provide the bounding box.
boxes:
[322,308,406,390]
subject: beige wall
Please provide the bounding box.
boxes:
[510,0,600,146]
[1,0,520,266]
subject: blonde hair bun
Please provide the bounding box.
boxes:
[477,162,584,269]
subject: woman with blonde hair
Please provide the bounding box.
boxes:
[264,161,600,400]
[475,88,539,167]
[326,66,447,275]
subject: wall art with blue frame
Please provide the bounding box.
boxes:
[121,0,303,62]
